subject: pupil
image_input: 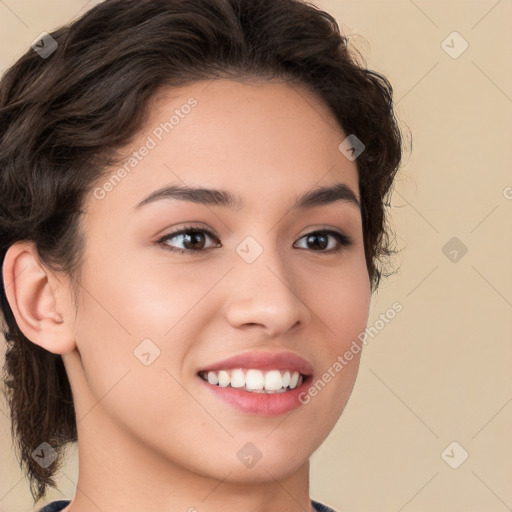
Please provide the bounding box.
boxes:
[184,231,204,250]
[307,233,327,250]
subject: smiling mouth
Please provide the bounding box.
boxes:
[198,368,306,394]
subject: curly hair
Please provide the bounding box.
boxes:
[0,0,404,504]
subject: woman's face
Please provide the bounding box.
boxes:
[64,78,371,482]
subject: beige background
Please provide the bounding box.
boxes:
[1,0,511,511]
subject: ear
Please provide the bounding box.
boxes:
[2,241,77,354]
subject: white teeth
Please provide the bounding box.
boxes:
[218,370,230,387]
[207,371,219,385]
[265,370,283,391]
[289,371,299,388]
[230,368,245,388]
[199,368,304,393]
[245,369,264,391]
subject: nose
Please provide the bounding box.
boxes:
[223,243,311,338]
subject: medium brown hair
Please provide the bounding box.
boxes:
[0,0,404,503]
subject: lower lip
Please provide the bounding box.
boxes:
[198,374,313,416]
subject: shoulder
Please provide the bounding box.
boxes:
[36,500,71,512]
[38,499,333,512]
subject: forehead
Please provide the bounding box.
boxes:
[85,78,359,220]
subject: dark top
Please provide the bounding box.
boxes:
[37,498,337,511]
[37,501,70,512]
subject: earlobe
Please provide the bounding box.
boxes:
[2,241,76,354]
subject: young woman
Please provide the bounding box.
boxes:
[0,0,403,511]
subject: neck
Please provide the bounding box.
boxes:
[60,399,313,512]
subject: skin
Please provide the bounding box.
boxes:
[4,78,371,512]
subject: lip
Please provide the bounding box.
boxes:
[196,350,314,416]
[196,350,314,376]
[198,373,313,416]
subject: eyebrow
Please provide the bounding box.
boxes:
[133,182,360,212]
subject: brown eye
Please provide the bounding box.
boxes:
[157,226,220,254]
[156,226,353,256]
[294,230,353,253]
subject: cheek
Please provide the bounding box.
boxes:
[306,253,371,347]
[83,245,218,338]
[71,268,194,436]
[72,249,220,403]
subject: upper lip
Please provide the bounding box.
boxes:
[197,350,314,376]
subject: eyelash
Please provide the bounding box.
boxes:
[156,225,353,255]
